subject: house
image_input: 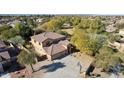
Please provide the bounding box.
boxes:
[7,20,21,28]
[108,41,124,52]
[0,41,11,73]
[31,32,72,60]
[119,29,124,36]
[105,24,117,33]
[0,40,19,73]
[0,51,11,72]
[36,18,44,23]
[61,23,72,29]
[116,19,124,24]
[108,28,124,52]
[0,40,6,50]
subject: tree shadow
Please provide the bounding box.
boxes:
[38,62,66,73]
[8,63,25,73]
[8,47,19,57]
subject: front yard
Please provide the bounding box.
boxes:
[31,53,94,78]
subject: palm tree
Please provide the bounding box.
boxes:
[17,50,36,72]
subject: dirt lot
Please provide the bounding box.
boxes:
[72,52,95,63]
[61,28,74,35]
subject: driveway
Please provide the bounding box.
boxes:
[40,55,82,78]
[0,72,11,78]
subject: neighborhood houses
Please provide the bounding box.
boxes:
[1,15,124,78]
[0,40,19,73]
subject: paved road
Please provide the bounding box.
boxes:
[42,55,82,78]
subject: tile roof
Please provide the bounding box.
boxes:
[106,24,117,32]
[59,40,70,46]
[0,51,10,61]
[0,40,6,48]
[44,43,67,56]
[31,32,65,43]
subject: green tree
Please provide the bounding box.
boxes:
[77,19,90,29]
[0,28,17,40]
[9,35,25,45]
[108,34,121,43]
[77,18,105,34]
[90,19,101,29]
[19,26,33,40]
[15,22,33,40]
[71,16,81,26]
[94,46,123,72]
[113,52,124,62]
[41,17,64,32]
[15,22,25,32]
[71,29,103,55]
[116,22,124,29]
[27,18,36,29]
[0,24,12,33]
[17,50,36,72]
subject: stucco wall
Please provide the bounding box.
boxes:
[31,38,46,55]
[31,38,43,48]
[47,50,68,60]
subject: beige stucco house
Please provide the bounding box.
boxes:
[108,29,124,52]
[119,29,124,36]
[31,32,71,60]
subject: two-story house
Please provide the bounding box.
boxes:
[31,32,71,60]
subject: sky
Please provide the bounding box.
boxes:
[0,0,124,15]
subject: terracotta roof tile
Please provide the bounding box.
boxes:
[0,40,6,48]
[0,51,10,60]
[31,32,65,43]
[44,44,67,56]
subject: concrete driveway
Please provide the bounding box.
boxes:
[41,55,82,78]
